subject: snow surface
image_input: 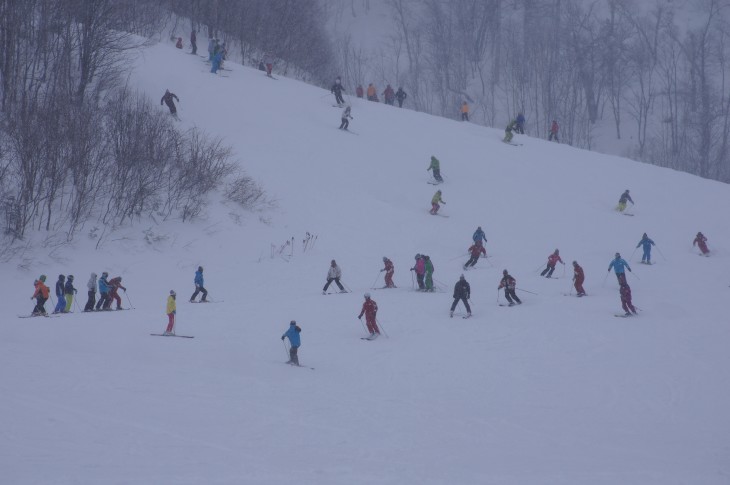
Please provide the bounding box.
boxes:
[2,41,729,484]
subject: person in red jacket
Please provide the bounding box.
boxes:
[619,283,637,316]
[104,276,127,310]
[693,232,709,255]
[380,257,395,288]
[356,85,364,98]
[572,261,586,296]
[548,119,559,142]
[31,275,50,315]
[463,242,486,270]
[358,293,380,338]
[540,249,565,277]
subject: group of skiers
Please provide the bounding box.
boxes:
[503,114,557,143]
[30,272,127,316]
[351,83,407,107]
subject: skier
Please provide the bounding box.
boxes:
[207,37,215,61]
[31,275,50,315]
[380,257,395,288]
[427,156,443,183]
[504,119,518,143]
[190,266,208,302]
[636,233,655,264]
[464,242,486,270]
[572,261,586,296]
[281,320,302,365]
[382,84,395,105]
[263,52,273,77]
[473,226,488,244]
[53,274,66,314]
[548,119,559,142]
[95,272,109,310]
[449,274,471,317]
[366,83,378,101]
[164,290,177,335]
[356,85,364,98]
[617,189,633,212]
[395,87,407,107]
[331,76,345,105]
[105,276,126,310]
[460,101,469,121]
[160,90,180,118]
[190,29,197,55]
[516,112,526,134]
[175,37,183,49]
[498,269,522,306]
[339,105,353,130]
[693,232,709,255]
[619,282,637,316]
[63,275,77,313]
[424,255,435,291]
[358,293,380,338]
[210,49,223,74]
[540,249,565,278]
[411,254,426,290]
[429,190,445,215]
[322,259,345,294]
[607,252,632,285]
[83,272,97,312]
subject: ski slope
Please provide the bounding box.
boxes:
[1,41,729,485]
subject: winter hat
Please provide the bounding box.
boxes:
[58,274,65,280]
[91,272,97,278]
[382,257,387,262]
[290,320,297,325]
[572,261,578,265]
[39,275,47,282]
[364,293,371,299]
[460,274,465,280]
[503,270,508,275]
[68,275,74,280]
[615,252,621,258]
[198,266,203,272]
[170,290,176,296]
[102,272,108,277]
[554,249,559,254]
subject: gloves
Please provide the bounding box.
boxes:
[380,269,384,272]
[173,310,176,314]
[281,336,285,341]
[358,315,362,319]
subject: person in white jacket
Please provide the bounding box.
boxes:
[83,272,97,312]
[322,260,346,294]
[339,105,353,130]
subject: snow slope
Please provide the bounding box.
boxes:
[1,41,729,484]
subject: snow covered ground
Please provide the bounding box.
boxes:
[1,41,729,484]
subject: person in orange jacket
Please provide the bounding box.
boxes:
[31,275,50,315]
[460,101,469,121]
[366,83,378,102]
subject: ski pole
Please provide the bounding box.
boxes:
[125,290,135,309]
[535,262,545,273]
[375,318,389,338]
[410,270,415,289]
[602,271,610,287]
[628,271,640,281]
[496,289,500,305]
[629,247,638,261]
[484,255,494,267]
[73,295,82,313]
[656,246,668,261]
[357,317,368,334]
[371,271,381,289]
[562,264,566,278]
[449,252,468,261]
[283,340,290,359]
[516,287,538,295]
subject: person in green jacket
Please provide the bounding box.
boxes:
[430,190,445,215]
[504,119,518,143]
[427,156,443,183]
[424,255,435,291]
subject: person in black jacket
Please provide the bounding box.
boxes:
[160,89,180,118]
[498,270,522,306]
[331,77,345,106]
[449,274,471,317]
[395,87,407,107]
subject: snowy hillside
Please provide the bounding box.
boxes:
[2,41,729,484]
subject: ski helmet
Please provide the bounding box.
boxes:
[198,266,203,272]
[68,275,74,280]
[364,292,371,299]
[170,290,176,296]
[615,252,621,258]
[290,320,297,325]
[503,270,508,275]
[460,274,465,280]
[39,275,47,282]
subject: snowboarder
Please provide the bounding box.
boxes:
[395,87,407,107]
[356,85,364,98]
[449,274,471,317]
[548,119,559,142]
[411,254,426,290]
[358,293,380,338]
[31,275,49,315]
[175,37,183,49]
[381,257,395,288]
[64,275,77,313]
[105,276,126,310]
[617,189,633,212]
[540,249,565,278]
[473,226,488,244]
[429,190,445,215]
[366,83,378,101]
[339,105,353,130]
[504,119,518,143]
[693,232,709,255]
[322,259,345,294]
[424,255,435,291]
[427,156,443,183]
[460,101,469,121]
[464,242,486,270]
[619,282,637,316]
[382,84,395,105]
[281,320,302,365]
[95,272,110,310]
[190,30,197,55]
[164,290,177,335]
[331,76,345,105]
[83,272,97,312]
[636,233,655,264]
[608,252,632,285]
[160,90,180,118]
[498,270,522,306]
[53,274,67,314]
[516,112,526,134]
[572,261,586,296]
[190,266,208,302]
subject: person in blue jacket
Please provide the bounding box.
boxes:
[95,272,110,310]
[190,266,208,302]
[516,112,526,134]
[472,226,487,244]
[636,233,655,264]
[281,320,302,366]
[53,274,67,314]
[210,50,223,74]
[617,189,634,212]
[608,252,632,285]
